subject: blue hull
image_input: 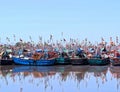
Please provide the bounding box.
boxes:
[12,57,55,66]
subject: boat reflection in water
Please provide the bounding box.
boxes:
[110,66,120,90]
[0,65,120,92]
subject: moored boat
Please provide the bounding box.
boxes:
[111,57,120,66]
[12,57,56,66]
[88,58,110,66]
[70,49,88,65]
[71,58,88,65]
[0,49,14,65]
[0,59,14,65]
[55,57,71,65]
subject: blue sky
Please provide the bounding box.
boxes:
[0,0,120,44]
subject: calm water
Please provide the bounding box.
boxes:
[0,65,120,92]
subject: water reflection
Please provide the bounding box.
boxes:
[0,65,120,92]
[110,66,120,90]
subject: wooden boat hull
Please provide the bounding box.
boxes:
[88,58,110,66]
[0,59,14,65]
[71,58,88,65]
[12,57,55,66]
[111,58,120,66]
[55,57,71,65]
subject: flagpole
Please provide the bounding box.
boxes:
[116,36,119,46]
[0,37,1,44]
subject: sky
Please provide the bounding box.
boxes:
[0,0,120,44]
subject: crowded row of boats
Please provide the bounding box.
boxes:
[0,47,119,66]
[0,37,120,66]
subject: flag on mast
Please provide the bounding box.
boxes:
[63,38,66,42]
[39,36,42,41]
[50,34,53,41]
[13,34,16,41]
[6,37,10,42]
[20,38,23,42]
[116,36,119,45]
[101,37,105,45]
[61,32,63,37]
[110,37,112,42]
[29,36,32,42]
[110,37,113,45]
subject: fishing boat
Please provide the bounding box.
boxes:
[70,50,88,65]
[71,58,88,65]
[88,58,110,66]
[12,57,56,66]
[111,57,120,66]
[55,57,71,65]
[54,51,71,65]
[0,59,14,65]
[0,49,14,65]
[12,50,59,66]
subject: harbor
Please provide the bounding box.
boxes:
[0,0,120,92]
